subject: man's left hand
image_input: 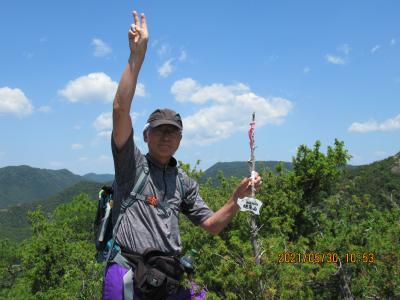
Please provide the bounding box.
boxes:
[233,172,262,200]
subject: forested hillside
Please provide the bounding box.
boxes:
[0,166,114,209]
[0,181,103,241]
[0,166,85,208]
[82,173,114,183]
[199,161,293,185]
[341,152,400,208]
[0,140,399,299]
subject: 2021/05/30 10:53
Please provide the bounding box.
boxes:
[277,252,377,264]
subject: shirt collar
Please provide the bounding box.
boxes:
[145,153,177,170]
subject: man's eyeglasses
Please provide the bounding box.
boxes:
[150,126,182,138]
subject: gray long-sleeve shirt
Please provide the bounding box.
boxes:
[111,129,213,255]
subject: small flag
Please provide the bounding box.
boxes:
[248,121,256,149]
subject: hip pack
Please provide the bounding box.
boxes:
[122,248,185,300]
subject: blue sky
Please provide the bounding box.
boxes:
[1,0,399,175]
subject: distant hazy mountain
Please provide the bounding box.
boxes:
[0,180,104,241]
[0,165,83,208]
[199,161,293,184]
[82,173,114,183]
[2,154,400,242]
[2,161,293,208]
[0,160,293,240]
[0,165,114,208]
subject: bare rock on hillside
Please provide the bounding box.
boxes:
[391,153,400,175]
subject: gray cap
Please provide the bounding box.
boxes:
[146,108,183,130]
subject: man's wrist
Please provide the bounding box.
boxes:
[128,54,144,71]
[230,194,240,210]
[129,52,145,63]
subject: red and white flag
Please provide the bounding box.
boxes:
[248,120,256,149]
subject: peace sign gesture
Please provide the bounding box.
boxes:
[128,11,148,65]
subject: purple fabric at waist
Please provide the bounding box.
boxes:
[102,263,206,300]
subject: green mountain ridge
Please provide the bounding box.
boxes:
[0,160,293,241]
[199,161,293,184]
[0,165,83,208]
[0,161,286,209]
[341,152,400,208]
[0,165,113,209]
[1,153,400,242]
[82,172,115,183]
[0,180,104,241]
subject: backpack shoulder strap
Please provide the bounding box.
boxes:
[177,168,197,207]
[176,168,186,201]
[122,160,150,209]
[106,160,150,263]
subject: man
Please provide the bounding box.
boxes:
[103,10,262,300]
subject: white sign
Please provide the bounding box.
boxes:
[237,197,263,215]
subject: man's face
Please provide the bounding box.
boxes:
[145,125,182,162]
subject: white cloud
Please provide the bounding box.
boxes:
[158,59,174,78]
[71,143,84,150]
[171,78,250,104]
[99,155,111,161]
[348,120,379,133]
[179,50,187,62]
[390,38,396,46]
[92,38,112,57]
[157,44,171,56]
[73,125,82,130]
[93,111,140,138]
[371,45,381,53]
[303,67,311,74]
[171,78,199,102]
[97,131,112,139]
[349,114,400,133]
[93,112,112,132]
[155,43,187,75]
[325,54,346,65]
[136,82,146,97]
[59,72,118,103]
[0,87,34,117]
[37,106,51,113]
[171,78,293,146]
[78,156,88,161]
[338,44,351,55]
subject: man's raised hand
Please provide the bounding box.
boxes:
[128,11,148,65]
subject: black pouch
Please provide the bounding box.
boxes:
[128,248,184,300]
